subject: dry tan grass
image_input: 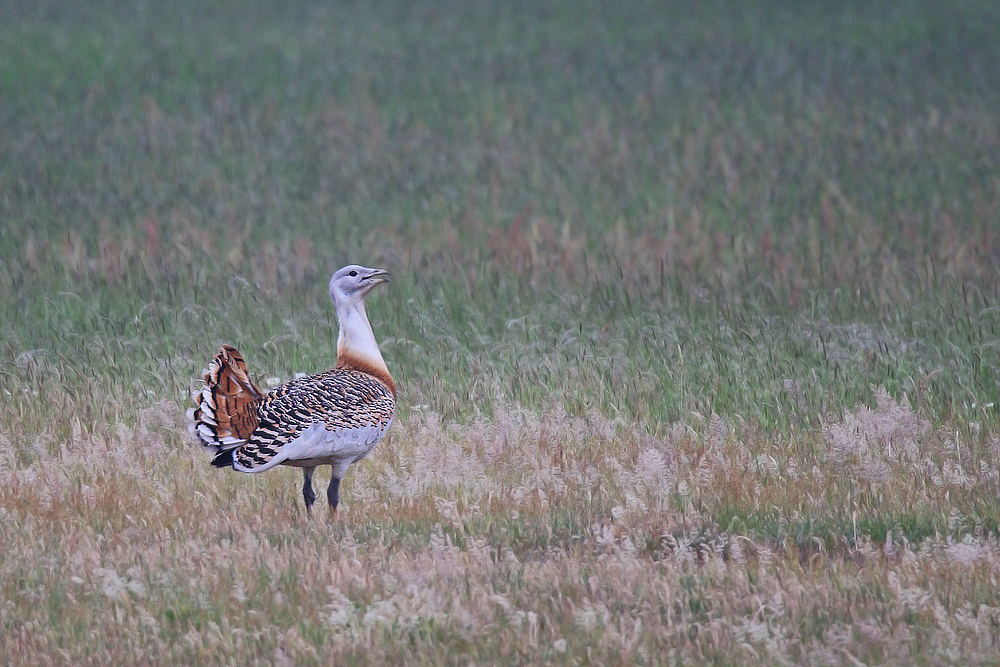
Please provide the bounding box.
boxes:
[2,392,998,666]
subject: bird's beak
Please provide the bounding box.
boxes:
[367,268,391,285]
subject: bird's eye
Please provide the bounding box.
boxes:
[349,270,358,277]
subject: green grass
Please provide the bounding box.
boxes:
[2,0,1000,665]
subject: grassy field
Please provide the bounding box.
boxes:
[2,0,1000,664]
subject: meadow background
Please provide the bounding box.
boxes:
[2,1,1000,664]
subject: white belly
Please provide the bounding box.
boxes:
[233,418,392,478]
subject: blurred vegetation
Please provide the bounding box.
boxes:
[1,0,999,432]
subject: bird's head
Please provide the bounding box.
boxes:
[329,265,391,311]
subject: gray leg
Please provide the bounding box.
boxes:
[302,466,317,515]
[327,475,341,514]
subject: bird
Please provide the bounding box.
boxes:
[187,264,395,516]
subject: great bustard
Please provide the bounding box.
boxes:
[188,265,395,515]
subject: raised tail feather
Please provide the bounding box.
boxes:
[187,345,263,456]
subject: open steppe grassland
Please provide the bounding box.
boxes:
[2,1,1000,665]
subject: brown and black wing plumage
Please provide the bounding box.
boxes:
[228,368,395,470]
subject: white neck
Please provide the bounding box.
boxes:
[336,300,394,392]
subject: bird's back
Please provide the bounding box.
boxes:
[232,367,395,471]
